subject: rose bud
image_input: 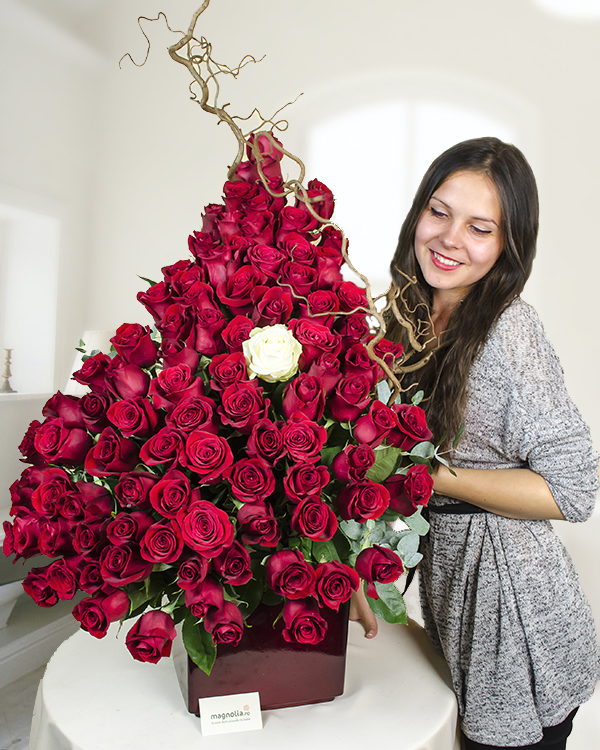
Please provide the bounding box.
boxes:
[160,338,199,371]
[302,178,335,220]
[236,502,281,548]
[111,323,158,368]
[140,520,184,564]
[22,566,59,607]
[386,465,434,516]
[106,397,158,438]
[181,431,234,484]
[185,577,224,618]
[73,590,130,639]
[71,351,112,393]
[284,463,330,503]
[149,470,191,518]
[125,610,177,664]
[177,500,235,557]
[315,561,360,611]
[282,599,328,645]
[226,457,275,504]
[355,545,404,599]
[34,418,92,468]
[332,444,375,483]
[213,541,252,586]
[104,356,150,400]
[246,419,285,466]
[282,373,325,422]
[204,601,245,646]
[114,471,158,509]
[353,401,400,448]
[387,404,433,451]
[290,497,338,542]
[79,392,111,433]
[221,315,254,353]
[177,555,210,590]
[281,414,327,464]
[265,548,316,600]
[328,374,371,423]
[336,480,390,522]
[85,426,139,477]
[193,305,227,357]
[18,420,46,466]
[137,280,173,323]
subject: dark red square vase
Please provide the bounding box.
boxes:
[187,600,350,713]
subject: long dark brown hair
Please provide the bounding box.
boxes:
[386,137,539,447]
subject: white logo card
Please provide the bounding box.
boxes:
[199,691,263,735]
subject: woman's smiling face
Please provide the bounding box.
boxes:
[414,170,503,303]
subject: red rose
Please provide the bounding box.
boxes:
[275,206,318,244]
[282,599,328,645]
[139,427,185,469]
[332,444,375,482]
[289,319,342,369]
[107,397,158,438]
[38,518,75,557]
[251,286,294,327]
[149,470,191,518]
[104,356,150,400]
[217,382,270,434]
[282,374,325,422]
[85,427,139,477]
[137,280,173,323]
[46,557,80,600]
[247,244,286,279]
[246,132,284,183]
[78,560,104,594]
[213,541,252,586]
[204,601,244,646]
[307,352,342,395]
[387,404,433,450]
[185,577,224,618]
[177,499,234,557]
[246,419,285,465]
[140,520,184,564]
[280,232,317,265]
[31,469,72,516]
[189,232,230,287]
[221,315,254,353]
[3,515,40,561]
[328,374,371,423]
[149,364,204,412]
[386,465,434,515]
[157,303,194,343]
[72,520,107,556]
[9,466,45,516]
[355,545,404,599]
[369,336,404,380]
[22,566,58,607]
[208,352,247,392]
[226,457,275,503]
[192,305,227,357]
[217,265,266,314]
[34,419,92,467]
[337,480,390,522]
[354,401,400,447]
[73,590,129,638]
[166,395,218,435]
[160,339,199,371]
[301,290,339,328]
[236,502,281,547]
[279,261,318,298]
[99,543,153,586]
[111,323,158,368]
[343,343,378,388]
[302,179,334,220]
[283,463,330,503]
[290,497,338,541]
[335,315,370,348]
[79,392,111,433]
[71,351,112,393]
[125,611,177,664]
[106,511,153,546]
[335,281,368,313]
[114,471,158,509]
[281,414,327,464]
[18,420,46,466]
[265,548,316,599]
[182,431,234,483]
[315,561,360,611]
[177,555,210,590]
[42,392,85,429]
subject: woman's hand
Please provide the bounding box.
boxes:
[349,584,378,638]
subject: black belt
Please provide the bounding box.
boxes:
[426,501,486,515]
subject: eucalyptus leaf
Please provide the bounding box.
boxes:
[366,447,403,483]
[409,441,435,459]
[411,390,424,406]
[402,551,423,568]
[395,530,420,557]
[379,508,401,523]
[404,508,430,536]
[340,519,364,541]
[182,616,216,676]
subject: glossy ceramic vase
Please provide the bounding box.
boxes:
[187,600,350,713]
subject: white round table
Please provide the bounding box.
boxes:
[29,619,460,750]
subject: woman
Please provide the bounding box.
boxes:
[351,137,599,748]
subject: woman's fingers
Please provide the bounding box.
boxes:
[349,586,378,638]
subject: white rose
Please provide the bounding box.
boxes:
[242,324,303,383]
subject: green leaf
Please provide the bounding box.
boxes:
[452,423,466,450]
[138,275,158,287]
[378,508,401,523]
[320,445,343,466]
[366,447,403,483]
[411,390,424,406]
[261,587,284,606]
[395,530,420,558]
[312,540,340,563]
[235,572,264,619]
[182,616,216,676]
[409,441,435,459]
[340,519,363,541]
[402,551,423,568]
[366,582,407,625]
[404,508,430,536]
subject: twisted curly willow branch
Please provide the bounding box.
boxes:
[120,0,435,405]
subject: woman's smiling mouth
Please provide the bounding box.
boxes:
[430,249,462,269]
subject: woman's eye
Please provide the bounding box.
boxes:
[430,207,446,218]
[471,225,492,235]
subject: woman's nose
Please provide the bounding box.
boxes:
[440,223,461,248]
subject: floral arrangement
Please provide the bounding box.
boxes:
[2,5,437,675]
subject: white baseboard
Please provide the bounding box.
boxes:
[0,614,78,690]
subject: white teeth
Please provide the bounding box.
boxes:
[433,251,460,267]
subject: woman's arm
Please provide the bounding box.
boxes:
[349,585,378,638]
[433,463,566,521]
